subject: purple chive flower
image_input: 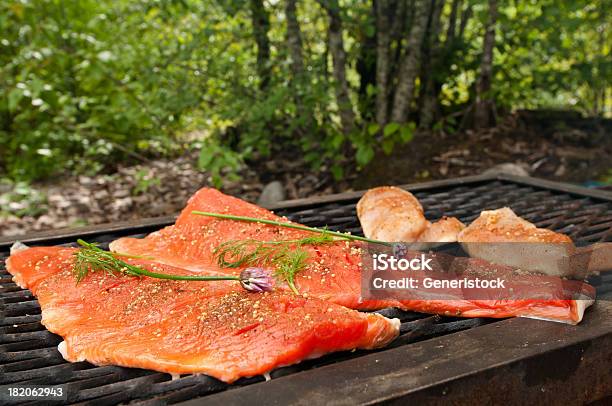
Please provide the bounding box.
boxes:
[240,267,274,293]
[392,243,408,258]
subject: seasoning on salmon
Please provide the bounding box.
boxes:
[110,188,393,310]
[6,246,400,383]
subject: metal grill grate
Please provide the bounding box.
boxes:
[2,175,612,405]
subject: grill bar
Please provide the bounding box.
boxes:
[1,174,612,405]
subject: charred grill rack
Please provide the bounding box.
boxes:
[1,174,611,405]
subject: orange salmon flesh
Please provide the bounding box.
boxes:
[6,246,399,382]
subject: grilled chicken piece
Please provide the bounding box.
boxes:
[357,186,429,242]
[458,207,572,244]
[458,208,581,278]
[357,186,464,243]
[358,188,610,278]
[418,216,466,243]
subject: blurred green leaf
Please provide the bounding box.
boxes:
[383,122,400,137]
[382,139,394,155]
[400,125,414,143]
[8,89,22,112]
[330,164,344,180]
[355,145,374,167]
[367,123,380,136]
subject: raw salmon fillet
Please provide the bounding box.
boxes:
[109,188,595,324]
[6,246,399,382]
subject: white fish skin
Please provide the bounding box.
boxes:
[10,241,30,255]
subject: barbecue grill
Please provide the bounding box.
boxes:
[1,173,611,405]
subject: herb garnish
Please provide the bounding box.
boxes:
[213,233,336,293]
[73,212,390,295]
[192,211,391,293]
[73,239,274,292]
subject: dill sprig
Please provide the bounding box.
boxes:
[193,211,391,294]
[212,233,335,293]
[214,233,335,268]
[276,250,309,294]
[73,239,241,283]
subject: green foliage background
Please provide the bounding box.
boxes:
[0,0,610,184]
